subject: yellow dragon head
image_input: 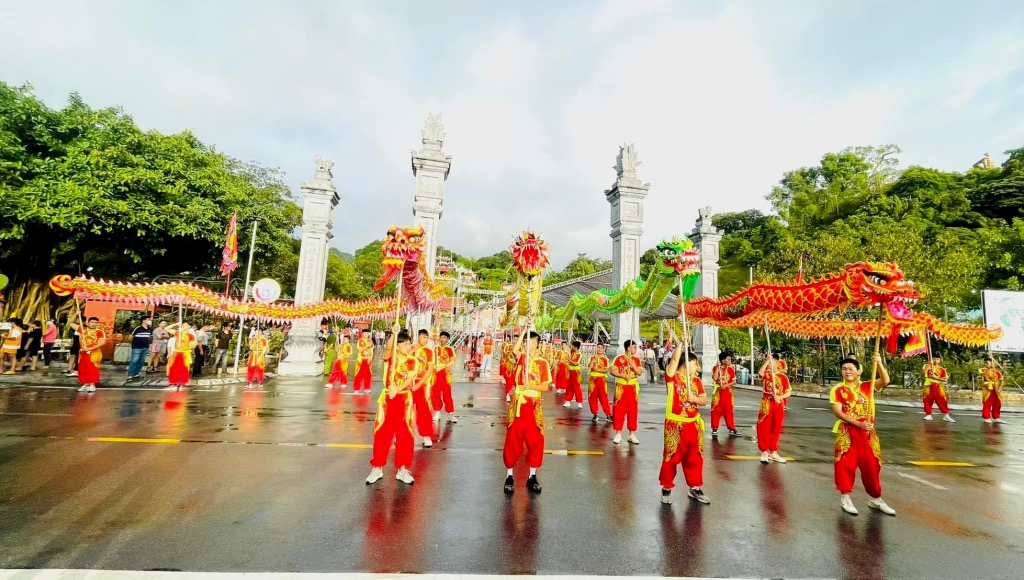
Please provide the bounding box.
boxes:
[375,225,426,291]
[843,262,920,321]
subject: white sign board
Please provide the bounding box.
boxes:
[982,289,1024,353]
[252,278,282,304]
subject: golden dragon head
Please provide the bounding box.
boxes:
[510,230,550,277]
[48,274,76,297]
[843,262,920,322]
[374,225,426,291]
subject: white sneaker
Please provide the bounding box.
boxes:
[770,451,787,464]
[505,394,511,403]
[840,494,858,515]
[562,401,572,408]
[943,414,956,423]
[447,414,458,424]
[87,385,96,392]
[433,411,441,421]
[423,437,433,448]
[628,434,640,445]
[868,497,896,516]
[760,451,770,464]
[365,467,384,484]
[576,402,584,409]
[985,418,993,424]
[77,385,89,392]
[396,467,415,485]
[994,418,1004,424]
[923,414,933,421]
[324,383,332,389]
[612,433,622,445]
[661,489,672,504]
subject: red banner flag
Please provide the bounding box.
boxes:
[902,331,927,358]
[220,211,239,275]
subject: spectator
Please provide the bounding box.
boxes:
[19,320,42,371]
[63,314,80,376]
[192,323,212,376]
[126,315,152,381]
[211,323,233,376]
[1,318,24,374]
[644,342,657,383]
[41,319,57,369]
[148,320,170,372]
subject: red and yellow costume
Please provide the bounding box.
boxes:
[500,341,516,396]
[830,381,883,497]
[710,363,737,431]
[660,371,706,490]
[167,328,197,386]
[414,344,436,437]
[922,363,949,415]
[247,333,269,384]
[756,370,791,453]
[611,353,642,432]
[503,354,552,469]
[327,340,353,387]
[372,353,419,468]
[353,334,374,392]
[432,343,456,413]
[588,354,611,417]
[981,367,1003,420]
[554,348,568,390]
[77,327,106,385]
[564,349,583,404]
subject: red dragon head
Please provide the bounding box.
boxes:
[842,262,920,321]
[510,231,550,277]
[375,225,426,291]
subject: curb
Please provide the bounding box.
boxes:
[733,383,1024,414]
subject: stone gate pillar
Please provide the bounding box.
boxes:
[409,113,452,332]
[690,206,721,382]
[277,156,340,376]
[605,144,649,351]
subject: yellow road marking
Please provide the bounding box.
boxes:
[908,461,975,467]
[87,437,180,444]
[727,454,795,461]
[566,450,604,456]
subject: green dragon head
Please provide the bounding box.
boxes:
[657,236,701,299]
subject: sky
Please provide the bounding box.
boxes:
[3,0,1023,269]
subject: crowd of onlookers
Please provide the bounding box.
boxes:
[0,318,58,374]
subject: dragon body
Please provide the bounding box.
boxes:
[48,225,445,322]
[534,236,701,331]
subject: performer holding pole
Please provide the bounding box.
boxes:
[757,321,791,464]
[980,356,1004,423]
[922,348,955,423]
[610,340,644,445]
[710,351,741,438]
[587,343,612,423]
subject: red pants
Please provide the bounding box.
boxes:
[353,360,372,391]
[711,387,735,430]
[982,392,1002,419]
[756,399,785,452]
[432,372,454,413]
[659,421,703,489]
[77,352,100,385]
[834,427,881,498]
[555,364,567,390]
[413,385,435,437]
[371,393,414,468]
[922,383,949,415]
[589,376,611,416]
[504,372,516,396]
[613,386,638,432]
[167,352,191,385]
[327,361,348,386]
[247,365,265,384]
[503,401,544,468]
[565,369,583,403]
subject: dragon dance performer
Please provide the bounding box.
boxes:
[562,340,584,409]
[366,327,418,486]
[553,342,568,394]
[661,342,710,505]
[325,334,353,389]
[503,329,551,494]
[322,331,337,377]
[166,322,197,389]
[353,330,374,394]
[481,334,494,373]
[414,329,437,447]
[431,331,458,424]
[71,316,106,393]
[757,355,791,464]
[610,340,645,445]
[831,356,896,516]
[588,343,612,423]
[922,355,955,423]
[501,335,517,402]
[980,357,1004,423]
[710,352,742,438]
[246,327,269,389]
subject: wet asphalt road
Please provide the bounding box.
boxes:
[1,358,1023,579]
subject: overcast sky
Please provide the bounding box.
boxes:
[3,0,1023,268]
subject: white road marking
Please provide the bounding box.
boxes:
[879,410,903,414]
[1000,483,1023,495]
[895,470,948,490]
[804,407,829,411]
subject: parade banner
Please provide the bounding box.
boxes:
[983,289,1024,353]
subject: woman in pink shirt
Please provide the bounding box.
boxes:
[42,319,58,369]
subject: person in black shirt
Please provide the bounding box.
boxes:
[126,316,152,380]
[211,323,233,376]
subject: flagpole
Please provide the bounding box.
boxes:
[232,218,259,376]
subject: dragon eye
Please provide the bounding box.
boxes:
[869,275,889,286]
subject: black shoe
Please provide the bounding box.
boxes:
[591,415,598,424]
[527,475,542,494]
[504,475,514,494]
[711,429,718,438]
[729,429,742,437]
[688,487,710,505]
[661,488,672,505]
